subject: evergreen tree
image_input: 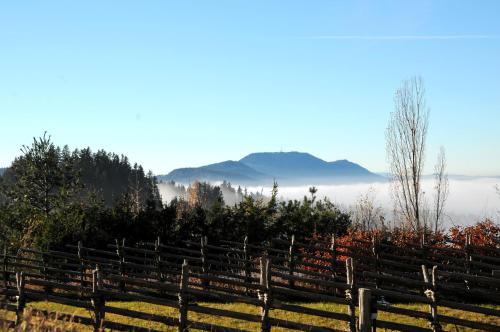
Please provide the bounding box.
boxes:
[1,133,81,247]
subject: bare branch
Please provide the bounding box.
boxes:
[433,147,449,233]
[386,77,429,232]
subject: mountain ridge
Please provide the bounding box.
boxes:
[164,160,268,183]
[158,151,383,185]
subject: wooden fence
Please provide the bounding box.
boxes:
[1,234,499,331]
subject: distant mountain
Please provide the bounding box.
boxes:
[240,152,330,178]
[375,172,391,178]
[161,160,268,184]
[0,168,7,176]
[240,152,375,179]
[159,151,383,185]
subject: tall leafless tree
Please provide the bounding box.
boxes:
[386,77,429,232]
[351,187,383,231]
[433,147,449,233]
[496,185,500,219]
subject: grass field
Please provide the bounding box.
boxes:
[1,301,499,331]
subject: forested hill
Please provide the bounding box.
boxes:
[0,143,161,209]
[72,148,161,207]
[160,151,382,185]
[0,168,6,176]
[0,135,353,251]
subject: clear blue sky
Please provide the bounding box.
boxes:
[1,1,499,176]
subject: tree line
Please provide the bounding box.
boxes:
[0,134,351,250]
[2,78,496,251]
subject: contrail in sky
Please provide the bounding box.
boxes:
[306,34,499,40]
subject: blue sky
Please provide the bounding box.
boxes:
[1,1,499,176]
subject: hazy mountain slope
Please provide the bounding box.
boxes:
[239,152,330,177]
[238,152,380,184]
[160,152,382,185]
[160,160,268,184]
[327,159,375,176]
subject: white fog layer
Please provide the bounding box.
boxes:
[159,178,500,228]
[247,178,500,227]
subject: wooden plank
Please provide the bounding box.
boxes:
[272,301,351,322]
[189,272,265,291]
[178,260,189,332]
[271,269,349,290]
[99,288,178,308]
[24,290,93,309]
[371,288,431,304]
[376,320,430,332]
[438,299,500,317]
[186,287,261,306]
[188,320,251,332]
[438,314,500,331]
[269,317,342,332]
[376,304,430,319]
[358,288,371,332]
[188,304,261,322]
[272,286,347,304]
[106,273,179,293]
[105,305,178,326]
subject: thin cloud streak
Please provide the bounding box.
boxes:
[307,34,500,40]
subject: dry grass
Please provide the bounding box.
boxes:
[0,307,81,331]
[1,301,499,331]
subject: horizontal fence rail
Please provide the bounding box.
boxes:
[1,234,499,331]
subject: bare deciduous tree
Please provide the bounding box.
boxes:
[386,76,429,232]
[433,146,449,233]
[495,185,500,221]
[351,187,383,231]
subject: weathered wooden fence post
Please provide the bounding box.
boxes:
[372,236,381,290]
[429,266,441,332]
[358,288,372,332]
[464,234,472,274]
[200,236,209,291]
[178,259,189,332]
[345,257,356,332]
[155,237,167,297]
[330,234,338,296]
[41,252,53,297]
[259,255,272,332]
[2,247,9,292]
[77,241,86,297]
[330,234,337,275]
[330,234,337,263]
[15,272,26,326]
[243,236,252,295]
[422,265,442,332]
[288,235,296,289]
[155,237,165,283]
[115,238,126,292]
[420,232,429,268]
[91,265,105,332]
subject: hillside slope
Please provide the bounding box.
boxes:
[160,152,382,185]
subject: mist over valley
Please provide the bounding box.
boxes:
[159,175,500,228]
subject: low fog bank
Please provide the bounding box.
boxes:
[158,181,249,206]
[246,177,500,227]
[158,178,500,228]
[158,183,187,203]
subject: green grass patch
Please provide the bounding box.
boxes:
[1,301,499,331]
